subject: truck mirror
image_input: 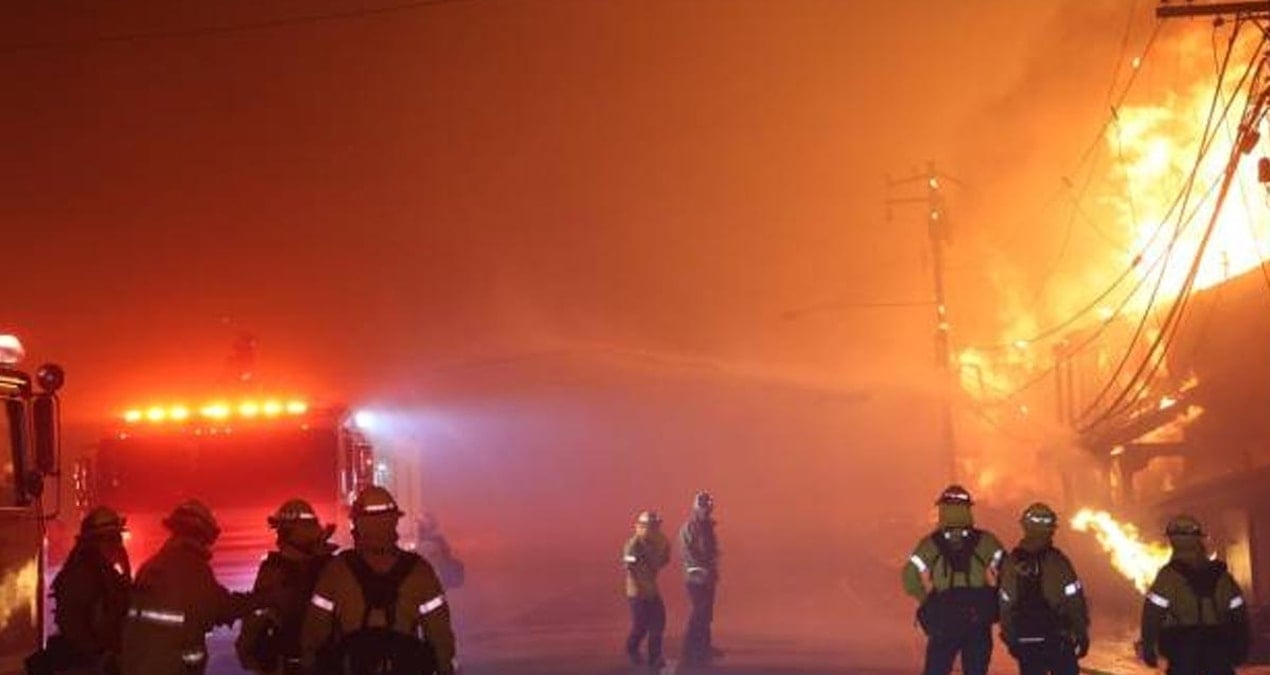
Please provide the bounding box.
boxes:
[36,363,65,394]
[33,395,59,475]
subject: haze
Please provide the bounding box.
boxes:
[2,2,1171,672]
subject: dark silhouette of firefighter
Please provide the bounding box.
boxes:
[300,486,457,675]
[903,485,1005,675]
[415,511,465,590]
[119,500,265,675]
[623,510,671,670]
[27,507,131,675]
[679,491,722,666]
[237,499,337,675]
[1139,515,1250,675]
[998,503,1090,675]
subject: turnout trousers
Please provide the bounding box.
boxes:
[1013,636,1079,675]
[923,622,993,675]
[626,597,666,664]
[683,581,716,660]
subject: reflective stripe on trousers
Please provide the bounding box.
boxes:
[129,607,186,626]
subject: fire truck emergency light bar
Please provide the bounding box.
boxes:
[122,399,309,424]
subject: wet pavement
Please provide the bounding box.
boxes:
[201,621,1212,675]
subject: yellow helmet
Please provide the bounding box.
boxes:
[1020,502,1058,533]
[351,486,401,519]
[1165,514,1205,538]
[80,506,126,539]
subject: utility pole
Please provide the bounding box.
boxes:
[887,162,959,483]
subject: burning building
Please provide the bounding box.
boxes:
[1067,266,1270,652]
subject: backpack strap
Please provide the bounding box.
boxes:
[340,551,419,630]
[966,529,987,570]
[930,528,987,585]
[1166,559,1228,623]
[1008,546,1055,605]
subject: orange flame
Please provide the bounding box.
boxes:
[1071,508,1170,593]
[0,557,38,633]
[1109,41,1270,302]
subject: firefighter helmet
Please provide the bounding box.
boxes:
[268,498,319,529]
[1020,502,1058,532]
[636,510,662,526]
[80,506,126,538]
[351,486,401,519]
[1165,514,1205,538]
[163,499,221,543]
[935,484,974,506]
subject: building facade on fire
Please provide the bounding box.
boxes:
[1054,266,1270,651]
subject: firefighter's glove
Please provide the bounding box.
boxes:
[1073,631,1090,659]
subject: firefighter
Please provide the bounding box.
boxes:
[26,507,132,675]
[623,510,671,670]
[119,500,263,675]
[300,486,457,675]
[903,484,1006,675]
[416,511,465,590]
[1139,515,1250,675]
[236,499,338,675]
[679,491,722,666]
[998,503,1090,675]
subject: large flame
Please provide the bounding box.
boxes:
[957,32,1270,409]
[1071,508,1171,593]
[1108,37,1270,302]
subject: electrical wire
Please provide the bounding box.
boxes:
[964,141,1199,356]
[1094,81,1270,430]
[1077,21,1252,424]
[0,0,477,54]
[1096,34,1270,424]
[1211,26,1270,301]
[970,21,1166,351]
[976,26,1260,411]
[1079,27,1270,434]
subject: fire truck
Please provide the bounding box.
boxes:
[76,395,376,590]
[0,336,63,675]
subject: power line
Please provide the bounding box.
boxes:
[1210,22,1270,302]
[1091,65,1270,431]
[964,158,1194,355]
[1077,24,1246,428]
[1079,24,1270,433]
[975,19,1166,351]
[0,0,477,54]
[975,25,1259,411]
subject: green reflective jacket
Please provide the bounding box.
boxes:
[997,542,1089,640]
[902,528,1004,602]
